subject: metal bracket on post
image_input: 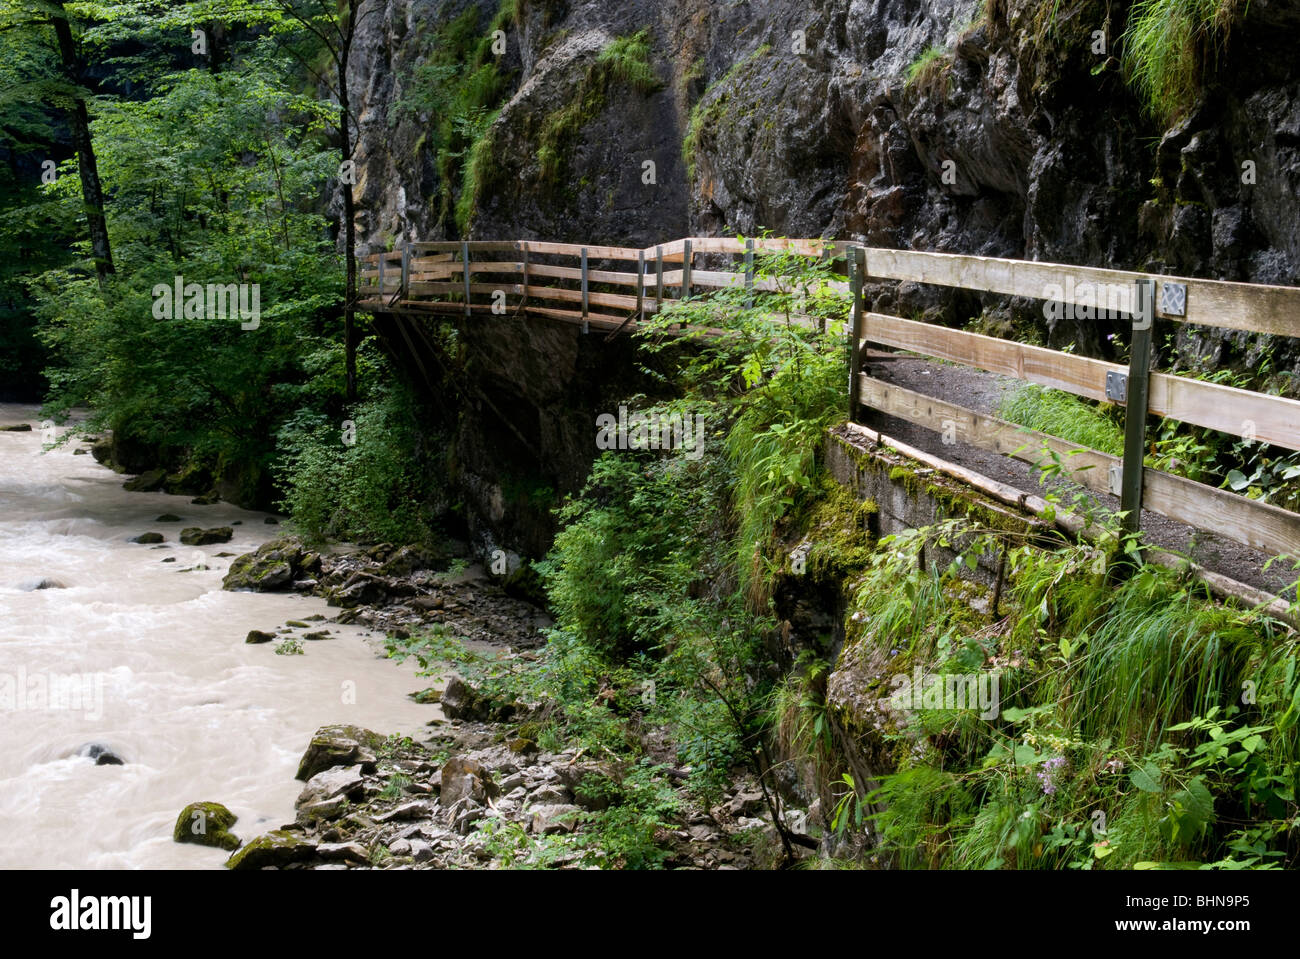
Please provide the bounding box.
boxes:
[682,239,692,300]
[580,247,589,334]
[744,238,755,309]
[847,247,865,423]
[461,241,471,318]
[1105,370,1128,403]
[1119,277,1156,542]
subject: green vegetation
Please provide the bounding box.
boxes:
[274,365,446,546]
[682,45,771,182]
[831,518,1297,869]
[998,384,1125,456]
[1121,0,1245,122]
[904,45,953,97]
[394,1,518,233]
[534,29,662,186]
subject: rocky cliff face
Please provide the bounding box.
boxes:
[347,0,1300,553]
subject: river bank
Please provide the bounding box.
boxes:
[0,405,432,868]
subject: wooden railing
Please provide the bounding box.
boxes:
[358,237,1300,562]
[357,237,849,332]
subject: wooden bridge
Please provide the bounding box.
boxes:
[358,237,1300,582]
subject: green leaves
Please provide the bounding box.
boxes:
[1129,762,1163,793]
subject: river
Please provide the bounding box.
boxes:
[0,404,433,868]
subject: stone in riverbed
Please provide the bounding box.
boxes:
[245,629,275,644]
[440,675,515,721]
[222,536,311,592]
[190,490,220,505]
[129,532,164,544]
[122,469,167,492]
[1,423,32,431]
[173,801,241,851]
[295,724,381,781]
[225,829,316,869]
[438,756,500,806]
[77,743,124,765]
[155,513,182,522]
[22,578,66,590]
[316,842,368,863]
[296,765,365,808]
[180,526,232,546]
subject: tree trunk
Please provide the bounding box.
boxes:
[50,1,114,285]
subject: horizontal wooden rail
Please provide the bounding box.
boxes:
[858,375,1300,558]
[863,248,1300,337]
[862,311,1300,450]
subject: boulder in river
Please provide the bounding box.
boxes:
[190,489,220,505]
[122,469,167,492]
[0,423,32,431]
[173,801,241,851]
[179,526,232,546]
[128,532,164,544]
[224,829,316,870]
[78,743,124,766]
[155,514,182,522]
[245,629,275,644]
[21,578,66,590]
[222,536,312,592]
[295,724,382,781]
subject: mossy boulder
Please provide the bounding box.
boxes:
[295,724,383,781]
[245,629,275,644]
[222,536,307,592]
[128,532,164,544]
[180,526,233,546]
[173,801,240,851]
[224,829,316,869]
[122,469,167,492]
[440,675,516,722]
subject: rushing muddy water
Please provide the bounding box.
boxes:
[0,404,433,868]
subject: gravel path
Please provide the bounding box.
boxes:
[860,356,1296,600]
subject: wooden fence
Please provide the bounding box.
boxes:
[358,238,1300,562]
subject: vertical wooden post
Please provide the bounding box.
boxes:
[400,242,410,303]
[682,239,692,299]
[1120,277,1156,540]
[521,242,529,314]
[637,250,645,324]
[580,246,589,334]
[655,245,664,314]
[744,238,754,309]
[461,240,471,318]
[848,247,865,423]
[377,253,386,304]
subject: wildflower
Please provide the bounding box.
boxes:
[1037,755,1067,795]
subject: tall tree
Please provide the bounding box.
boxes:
[1,0,115,283]
[182,0,372,401]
